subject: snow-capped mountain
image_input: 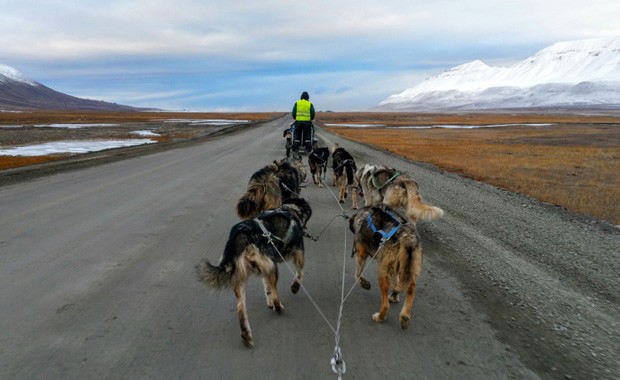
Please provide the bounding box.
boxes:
[378,36,620,111]
[0,64,142,111]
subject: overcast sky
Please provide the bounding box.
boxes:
[1,1,619,111]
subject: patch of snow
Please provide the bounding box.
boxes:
[323,123,386,128]
[163,119,249,125]
[0,64,37,86]
[0,139,155,156]
[131,130,160,137]
[33,124,119,129]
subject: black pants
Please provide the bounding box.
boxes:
[293,122,312,150]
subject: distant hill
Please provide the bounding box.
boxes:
[0,64,146,111]
[378,36,620,111]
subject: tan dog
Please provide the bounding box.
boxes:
[349,205,422,329]
[356,164,443,222]
[237,157,307,220]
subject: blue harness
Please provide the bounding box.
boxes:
[366,211,401,242]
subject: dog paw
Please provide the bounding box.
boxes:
[339,199,344,204]
[241,333,254,348]
[400,315,410,330]
[372,313,385,322]
[274,302,284,313]
[291,282,300,294]
[359,278,371,290]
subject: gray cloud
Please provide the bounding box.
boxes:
[1,0,619,110]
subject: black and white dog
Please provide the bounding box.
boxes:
[196,198,313,348]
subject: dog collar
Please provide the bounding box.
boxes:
[371,171,400,190]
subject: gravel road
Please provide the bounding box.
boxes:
[0,116,618,379]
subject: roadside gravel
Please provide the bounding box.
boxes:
[321,127,620,379]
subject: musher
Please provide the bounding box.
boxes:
[291,91,316,152]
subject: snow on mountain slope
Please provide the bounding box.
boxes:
[0,64,37,85]
[379,36,620,110]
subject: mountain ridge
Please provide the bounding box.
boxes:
[378,36,620,111]
[0,64,148,111]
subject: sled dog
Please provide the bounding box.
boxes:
[331,144,359,209]
[196,198,313,348]
[356,164,443,222]
[349,205,422,329]
[237,157,307,220]
[308,147,330,187]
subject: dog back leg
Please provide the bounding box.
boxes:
[338,178,348,204]
[290,248,304,294]
[310,163,318,185]
[262,270,284,313]
[372,262,392,323]
[246,247,283,313]
[351,184,358,209]
[399,244,423,330]
[354,242,371,290]
[234,282,254,348]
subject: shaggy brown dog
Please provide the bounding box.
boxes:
[331,144,359,209]
[196,198,312,348]
[356,164,443,222]
[349,205,422,329]
[236,157,307,220]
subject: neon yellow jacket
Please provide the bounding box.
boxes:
[292,99,315,121]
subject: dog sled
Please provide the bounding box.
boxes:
[285,121,318,157]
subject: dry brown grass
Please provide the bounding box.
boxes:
[2,110,618,224]
[0,110,284,170]
[0,155,68,170]
[318,112,620,225]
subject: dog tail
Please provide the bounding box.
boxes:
[195,259,236,290]
[237,173,282,219]
[345,162,355,185]
[403,178,444,222]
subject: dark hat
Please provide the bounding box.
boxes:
[301,91,309,100]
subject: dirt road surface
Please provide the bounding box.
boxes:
[0,116,618,379]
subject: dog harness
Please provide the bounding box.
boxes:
[333,158,354,172]
[371,171,400,190]
[310,150,328,164]
[254,212,296,246]
[366,211,401,242]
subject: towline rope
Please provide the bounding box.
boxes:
[264,169,397,378]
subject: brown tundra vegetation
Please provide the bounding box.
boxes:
[317,112,620,226]
[1,110,618,225]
